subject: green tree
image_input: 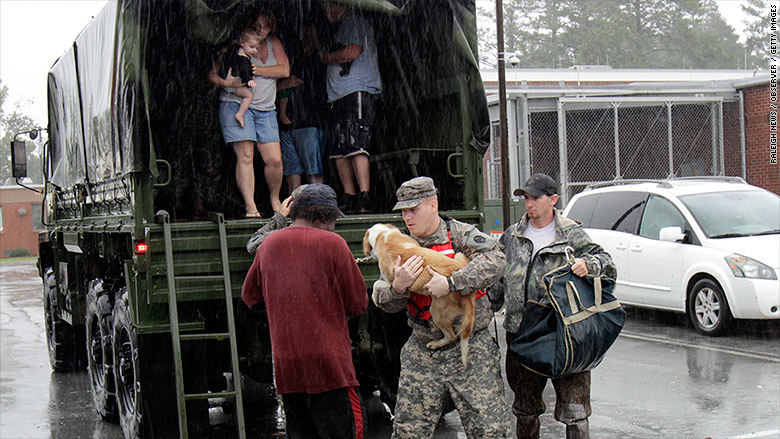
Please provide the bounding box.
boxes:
[479,0,748,69]
[0,80,44,185]
[743,0,771,69]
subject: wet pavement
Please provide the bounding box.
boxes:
[1,259,779,438]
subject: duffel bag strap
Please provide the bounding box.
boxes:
[563,278,622,325]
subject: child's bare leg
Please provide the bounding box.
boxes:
[234,86,253,128]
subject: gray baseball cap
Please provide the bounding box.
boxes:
[295,184,346,217]
[514,173,558,197]
[393,176,437,210]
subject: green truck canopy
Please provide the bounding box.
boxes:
[47,0,489,217]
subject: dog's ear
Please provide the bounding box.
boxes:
[363,229,373,256]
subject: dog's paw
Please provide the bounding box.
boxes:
[372,279,391,306]
[426,339,451,350]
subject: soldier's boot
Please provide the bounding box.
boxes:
[565,419,590,439]
[515,415,541,439]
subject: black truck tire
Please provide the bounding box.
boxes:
[86,279,118,421]
[113,288,208,438]
[43,268,76,372]
[113,288,146,438]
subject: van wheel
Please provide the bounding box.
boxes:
[43,268,76,372]
[86,279,117,421]
[688,278,732,336]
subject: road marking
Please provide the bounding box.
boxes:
[729,430,780,438]
[620,332,780,363]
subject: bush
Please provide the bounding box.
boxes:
[6,247,31,258]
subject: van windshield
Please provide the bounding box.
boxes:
[680,190,780,238]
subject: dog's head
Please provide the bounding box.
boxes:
[363,223,398,257]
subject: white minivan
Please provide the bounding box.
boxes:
[563,177,779,336]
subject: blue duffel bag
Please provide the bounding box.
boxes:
[509,248,626,378]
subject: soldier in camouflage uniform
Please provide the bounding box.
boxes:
[373,176,511,438]
[492,174,616,439]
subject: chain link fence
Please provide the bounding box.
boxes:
[521,96,744,206]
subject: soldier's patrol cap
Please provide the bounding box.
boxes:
[393,176,438,210]
[514,173,558,197]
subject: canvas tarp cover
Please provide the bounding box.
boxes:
[46,0,490,211]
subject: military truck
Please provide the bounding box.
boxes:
[12,0,491,437]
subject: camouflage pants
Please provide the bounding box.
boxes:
[392,328,512,439]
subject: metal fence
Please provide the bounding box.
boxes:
[521,96,744,205]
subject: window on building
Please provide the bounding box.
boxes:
[0,206,3,232]
[32,204,44,231]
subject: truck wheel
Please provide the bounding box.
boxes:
[43,268,76,372]
[113,289,206,438]
[688,278,732,336]
[113,289,147,438]
[86,279,117,421]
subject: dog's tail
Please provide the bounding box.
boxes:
[458,293,477,368]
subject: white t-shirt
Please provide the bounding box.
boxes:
[523,221,556,257]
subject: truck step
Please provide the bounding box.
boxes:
[185,390,237,401]
[175,274,224,282]
[180,332,230,341]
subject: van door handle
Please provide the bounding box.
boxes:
[615,243,627,250]
[630,245,642,252]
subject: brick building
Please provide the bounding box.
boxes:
[736,77,780,195]
[0,185,45,257]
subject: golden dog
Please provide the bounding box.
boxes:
[363,223,476,366]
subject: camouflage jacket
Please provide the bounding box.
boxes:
[492,209,617,334]
[246,212,288,254]
[373,217,506,344]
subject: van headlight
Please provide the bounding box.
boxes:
[725,254,778,280]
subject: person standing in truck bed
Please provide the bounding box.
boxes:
[208,9,289,218]
[320,0,381,214]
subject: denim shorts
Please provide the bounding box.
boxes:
[219,101,279,144]
[281,127,326,176]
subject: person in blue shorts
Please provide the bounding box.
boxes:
[209,10,289,217]
[277,23,327,195]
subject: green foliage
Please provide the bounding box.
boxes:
[6,247,32,258]
[479,0,752,69]
[743,0,771,69]
[0,79,44,185]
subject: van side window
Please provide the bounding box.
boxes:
[566,193,599,227]
[589,191,647,233]
[639,195,687,240]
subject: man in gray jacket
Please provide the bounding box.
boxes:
[492,173,616,439]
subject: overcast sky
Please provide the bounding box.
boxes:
[0,0,755,127]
